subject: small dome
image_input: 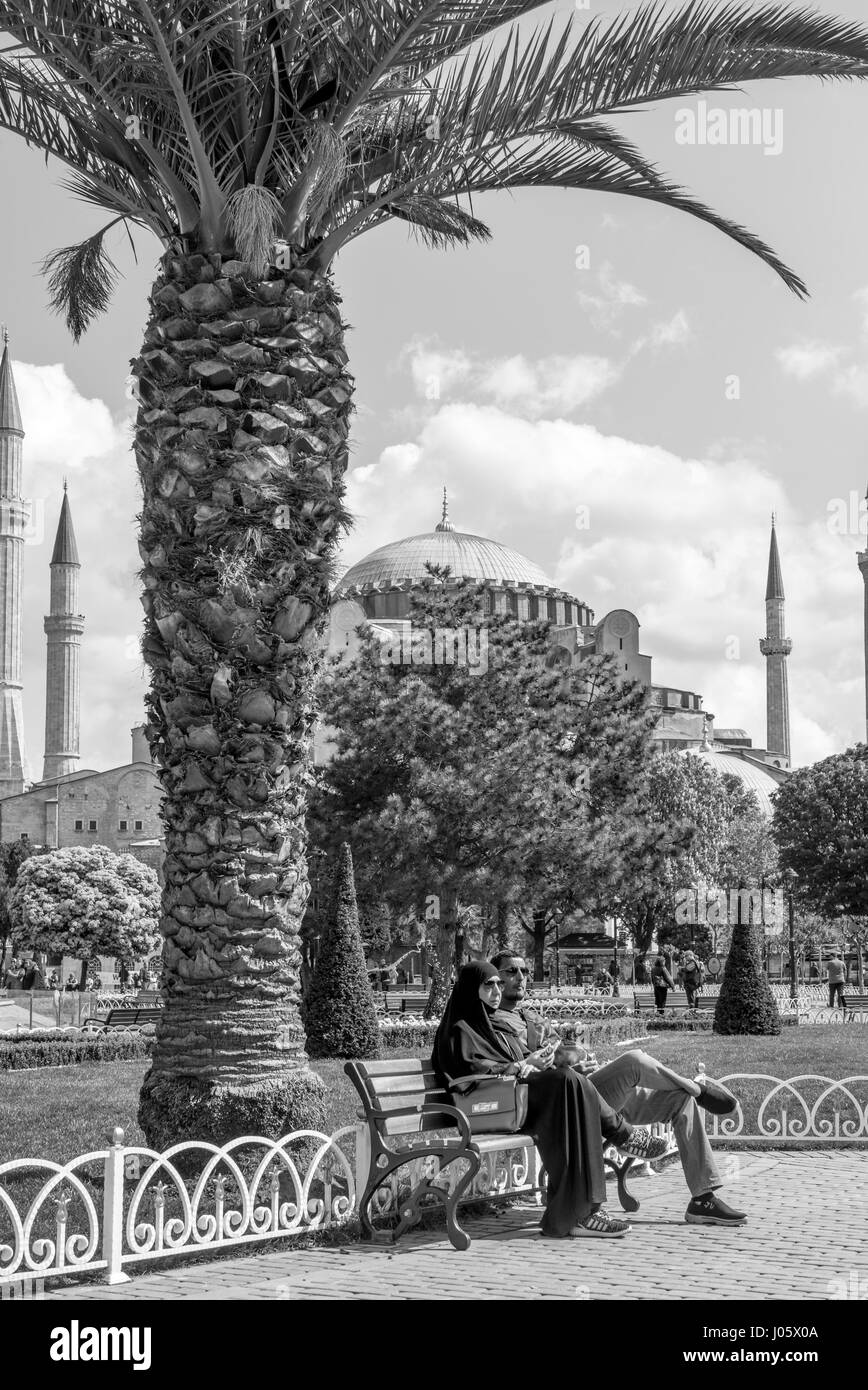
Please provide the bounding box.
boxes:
[335,528,556,596]
[679,747,781,818]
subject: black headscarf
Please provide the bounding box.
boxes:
[431,961,515,1084]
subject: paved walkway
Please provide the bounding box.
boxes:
[43,1151,868,1301]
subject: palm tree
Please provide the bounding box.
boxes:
[1,0,866,1146]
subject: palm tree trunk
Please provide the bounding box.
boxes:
[134,248,352,1148]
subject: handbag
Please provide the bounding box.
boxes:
[448,1073,529,1135]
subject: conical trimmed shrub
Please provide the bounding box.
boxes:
[714,918,781,1035]
[305,843,380,1059]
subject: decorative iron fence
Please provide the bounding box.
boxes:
[707,1075,868,1143]
[3,1073,866,1290]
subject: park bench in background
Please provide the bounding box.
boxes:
[634,992,714,1020]
[346,1056,665,1250]
[82,1007,163,1032]
[844,994,868,1021]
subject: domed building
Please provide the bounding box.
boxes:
[319,494,793,815]
[333,490,592,630]
[678,734,784,818]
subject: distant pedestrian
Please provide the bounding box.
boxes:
[378,959,390,993]
[651,954,675,1015]
[22,961,46,990]
[827,954,846,1010]
[680,952,705,1008]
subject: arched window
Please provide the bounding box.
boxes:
[506,590,518,615]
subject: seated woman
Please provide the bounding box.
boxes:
[432,961,667,1239]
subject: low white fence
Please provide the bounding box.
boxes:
[2,1072,866,1290]
[708,1075,868,1143]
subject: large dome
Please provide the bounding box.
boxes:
[679,747,782,818]
[335,527,554,595]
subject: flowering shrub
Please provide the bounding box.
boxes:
[378,1017,439,1051]
[9,844,160,966]
[376,1014,641,1053]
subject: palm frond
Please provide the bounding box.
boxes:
[383,192,491,248]
[0,0,867,323]
[41,221,123,341]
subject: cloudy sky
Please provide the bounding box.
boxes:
[2,0,868,776]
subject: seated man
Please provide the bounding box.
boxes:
[490,952,746,1228]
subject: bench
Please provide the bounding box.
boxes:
[345,1057,659,1251]
[635,991,714,1019]
[82,1007,163,1032]
[843,994,868,1021]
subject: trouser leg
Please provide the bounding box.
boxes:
[592,1050,701,1106]
[593,1082,722,1197]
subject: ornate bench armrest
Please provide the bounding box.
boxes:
[366,1101,473,1144]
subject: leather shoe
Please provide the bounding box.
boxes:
[694,1077,737,1115]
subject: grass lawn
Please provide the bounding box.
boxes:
[630,1027,868,1080]
[1,1027,866,1167]
[0,1057,374,1166]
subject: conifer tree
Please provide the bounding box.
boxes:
[312,573,683,1010]
[305,843,380,1060]
[713,918,781,1035]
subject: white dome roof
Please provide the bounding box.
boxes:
[335,528,557,596]
[679,747,781,818]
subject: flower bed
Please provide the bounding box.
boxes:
[376,1013,641,1053]
[0,1031,153,1071]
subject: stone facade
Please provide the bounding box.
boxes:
[0,726,163,874]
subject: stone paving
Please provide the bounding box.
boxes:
[43,1150,868,1301]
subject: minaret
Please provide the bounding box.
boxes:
[0,328,29,796]
[858,480,868,742]
[759,514,792,765]
[42,483,84,781]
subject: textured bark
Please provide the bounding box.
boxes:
[423,891,458,1019]
[133,249,352,1144]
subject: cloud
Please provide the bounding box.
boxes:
[13,359,146,778]
[400,339,620,418]
[629,309,692,357]
[576,260,647,331]
[342,394,865,763]
[649,310,692,349]
[775,288,868,406]
[775,341,843,381]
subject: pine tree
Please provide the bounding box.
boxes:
[713,918,781,1035]
[305,844,380,1060]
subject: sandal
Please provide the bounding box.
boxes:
[569,1207,631,1238]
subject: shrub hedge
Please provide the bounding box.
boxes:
[305,843,380,1060]
[0,1031,153,1071]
